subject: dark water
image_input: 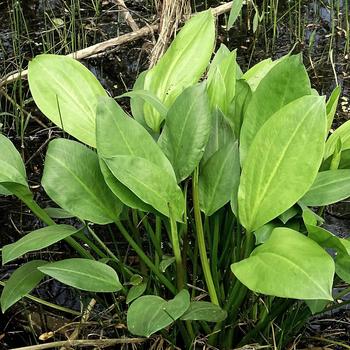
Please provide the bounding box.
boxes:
[0,0,350,348]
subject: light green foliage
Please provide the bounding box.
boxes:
[1,260,46,313]
[240,55,312,162]
[227,0,243,29]
[28,55,107,147]
[127,290,190,337]
[325,119,350,159]
[180,301,227,322]
[326,86,341,130]
[42,139,123,224]
[38,258,122,292]
[96,97,184,221]
[159,83,212,182]
[232,228,334,300]
[143,10,215,132]
[239,96,326,232]
[2,225,80,264]
[200,140,240,216]
[301,170,350,206]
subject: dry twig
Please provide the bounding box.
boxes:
[112,0,140,32]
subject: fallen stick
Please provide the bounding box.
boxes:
[0,1,233,88]
[10,338,147,350]
[112,0,140,32]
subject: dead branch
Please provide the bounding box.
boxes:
[112,0,140,32]
[0,1,233,88]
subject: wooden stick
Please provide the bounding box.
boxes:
[112,0,140,32]
[10,338,147,350]
[0,1,233,88]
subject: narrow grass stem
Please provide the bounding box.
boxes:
[192,167,219,305]
[18,194,93,259]
[114,220,176,294]
[169,204,185,290]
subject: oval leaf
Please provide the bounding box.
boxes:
[238,95,326,232]
[232,228,334,300]
[143,10,215,131]
[240,54,311,161]
[28,54,107,147]
[42,139,122,224]
[158,83,212,182]
[1,260,46,313]
[127,289,190,337]
[38,258,122,292]
[2,225,80,264]
[180,301,227,322]
[301,170,350,206]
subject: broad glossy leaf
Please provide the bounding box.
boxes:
[42,139,122,224]
[232,228,334,300]
[99,159,152,212]
[301,170,350,206]
[143,10,215,131]
[105,156,184,221]
[28,55,107,147]
[200,141,240,216]
[38,258,122,292]
[325,120,350,159]
[326,86,341,130]
[158,84,212,182]
[180,301,227,322]
[127,289,190,337]
[238,96,326,232]
[240,55,311,161]
[1,260,46,313]
[0,134,31,198]
[2,225,79,264]
[227,0,243,29]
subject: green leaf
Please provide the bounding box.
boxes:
[326,86,341,131]
[278,206,298,224]
[325,120,350,159]
[99,159,152,212]
[28,55,107,147]
[305,299,329,315]
[42,139,122,224]
[238,95,326,232]
[200,140,240,216]
[1,260,46,313]
[159,256,176,272]
[231,228,334,300]
[306,224,350,255]
[119,90,168,119]
[2,225,80,264]
[96,97,184,220]
[301,170,350,206]
[0,134,31,198]
[158,84,212,182]
[127,289,190,337]
[180,301,227,322]
[126,282,148,304]
[240,55,311,162]
[143,10,215,132]
[38,258,122,292]
[104,156,184,221]
[335,254,350,283]
[44,207,75,219]
[227,0,243,29]
[253,222,279,244]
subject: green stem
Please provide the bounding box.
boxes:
[19,195,92,259]
[114,220,176,294]
[192,167,219,305]
[169,204,184,290]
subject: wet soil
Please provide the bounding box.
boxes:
[0,0,350,349]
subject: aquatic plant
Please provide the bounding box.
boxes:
[1,9,349,348]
